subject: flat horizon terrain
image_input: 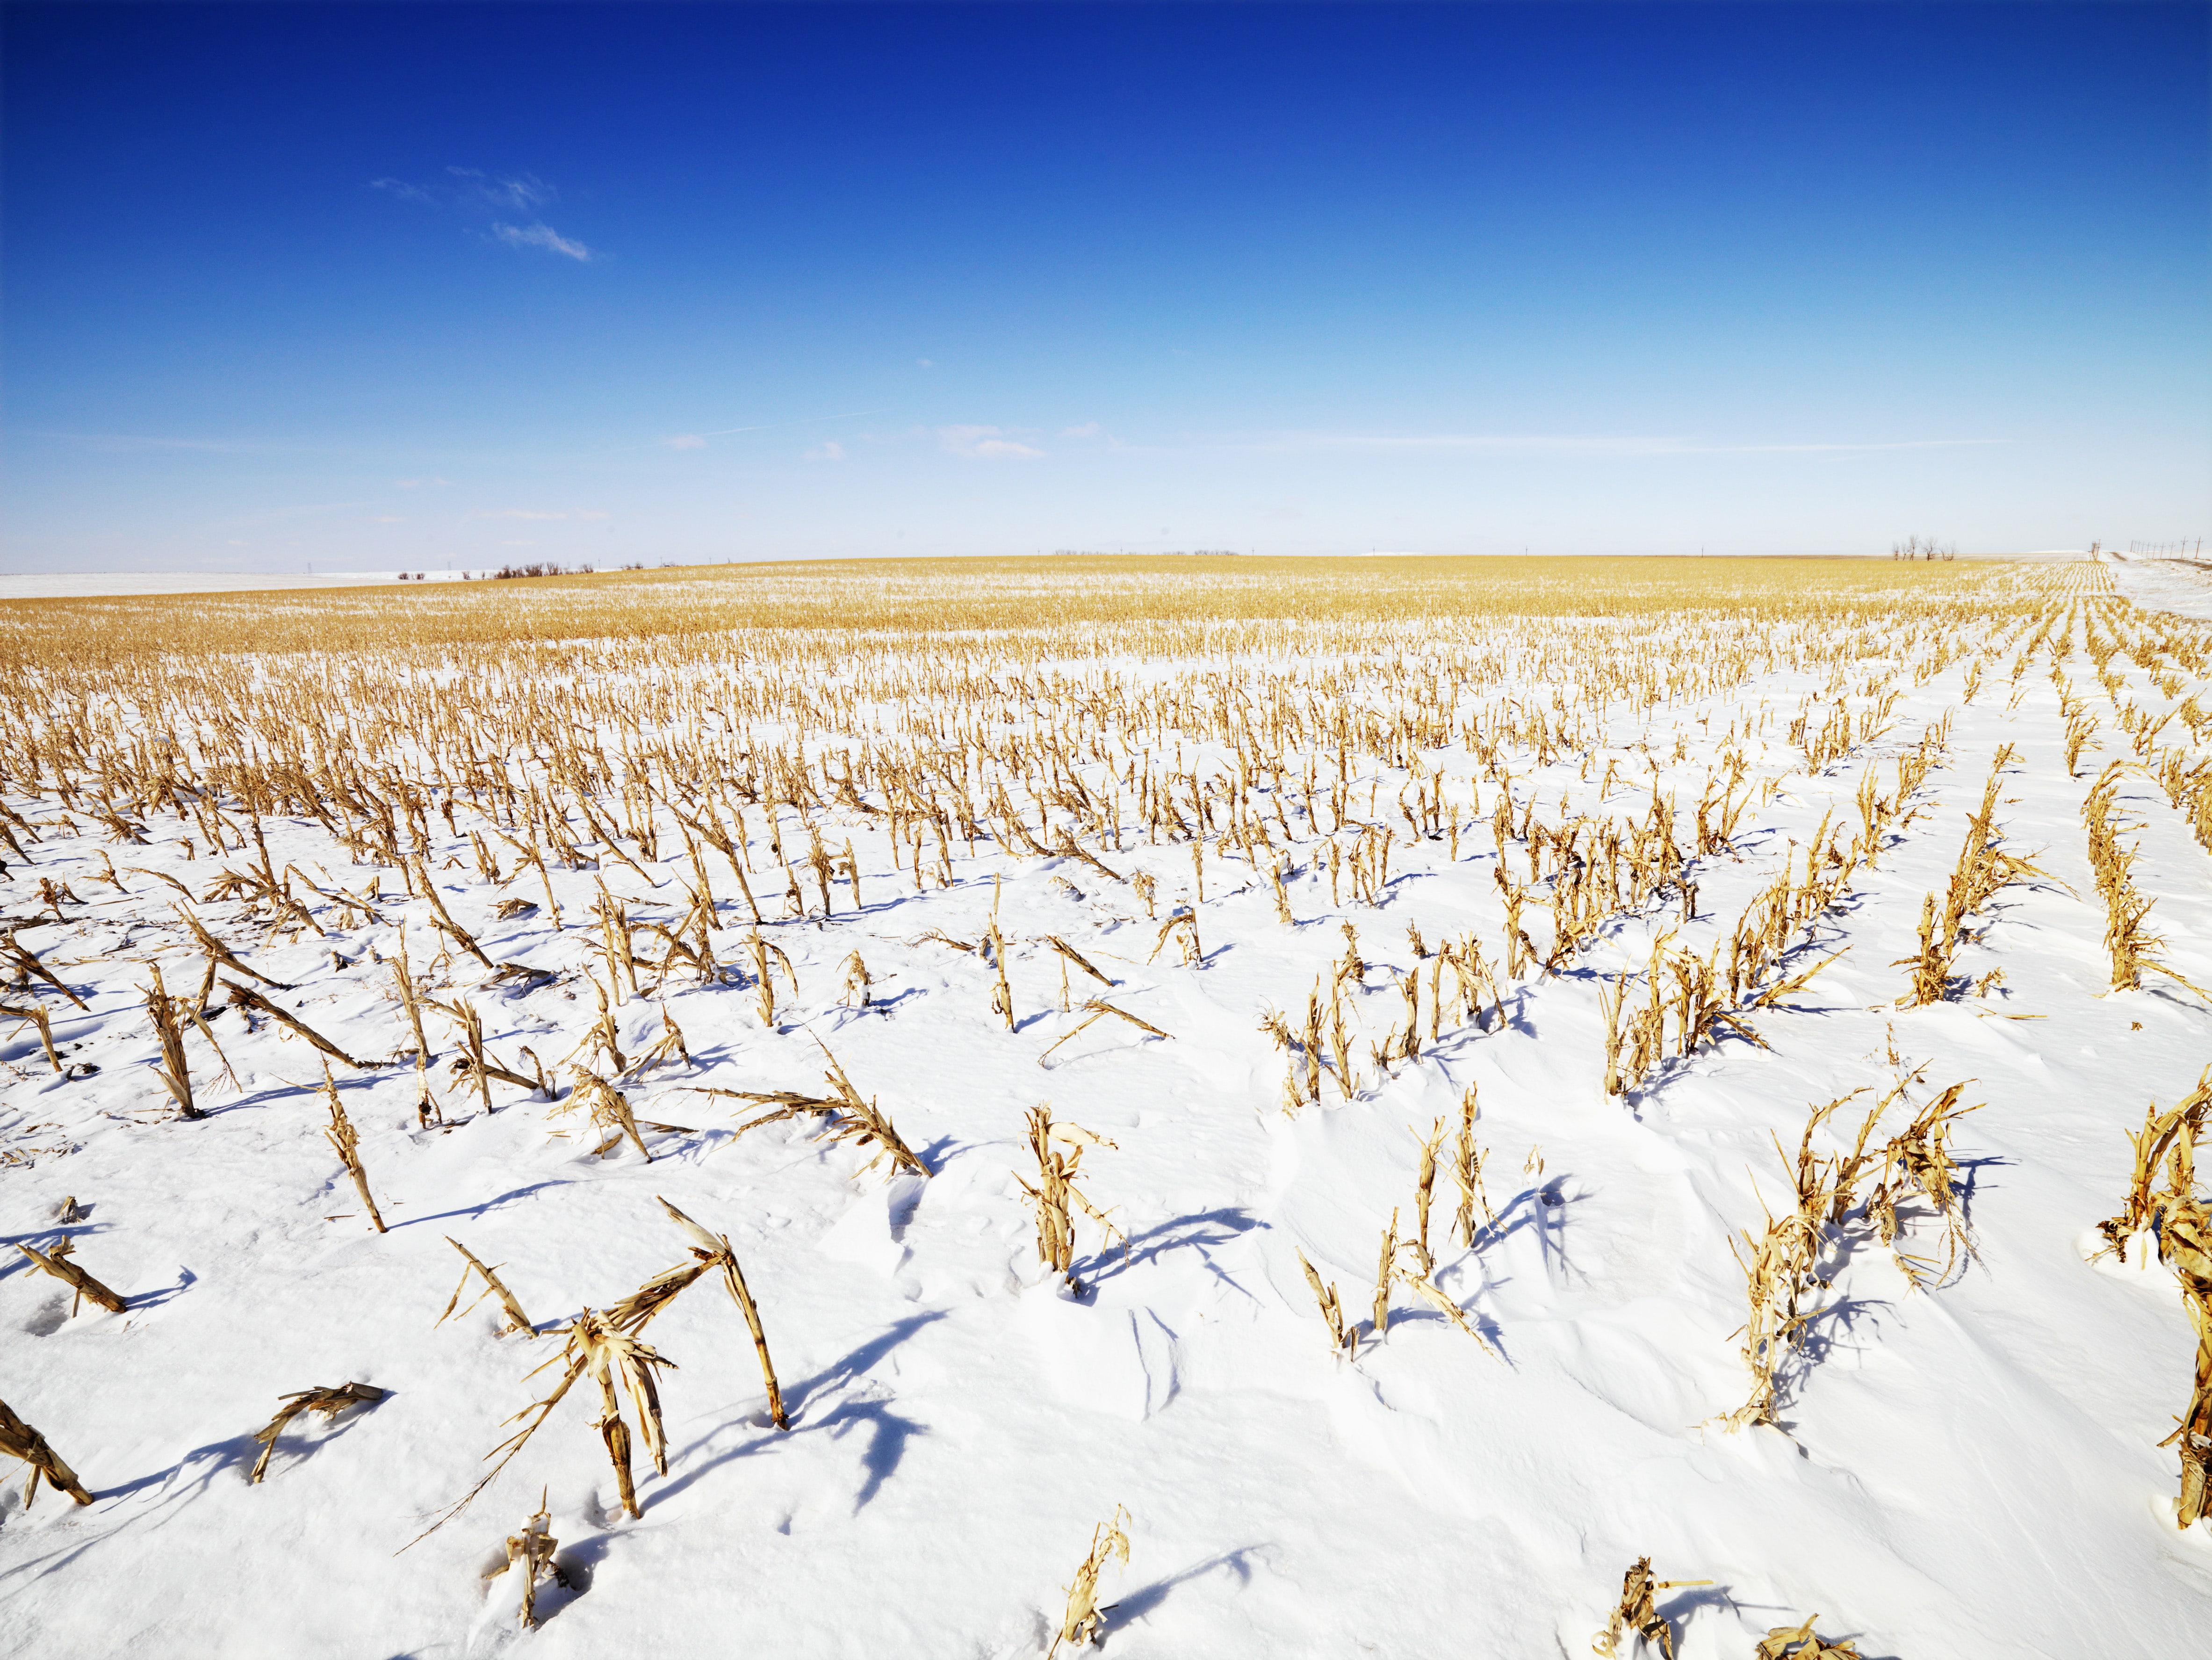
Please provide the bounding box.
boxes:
[2,554,2209,1658]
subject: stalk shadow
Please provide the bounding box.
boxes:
[1103,1545,1267,1637]
[1080,1207,1264,1299]
[386,1179,571,1231]
[650,1314,946,1515]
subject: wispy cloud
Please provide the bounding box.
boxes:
[1216,431,2006,457]
[805,440,847,462]
[373,169,592,261]
[1060,422,1102,440]
[635,409,886,455]
[470,508,569,521]
[448,166,555,211]
[493,222,592,262]
[939,425,1043,461]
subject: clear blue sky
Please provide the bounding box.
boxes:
[4,2,2206,571]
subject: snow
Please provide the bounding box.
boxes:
[3,564,2210,1658]
[2108,555,2212,623]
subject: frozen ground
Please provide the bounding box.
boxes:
[1,559,2209,1658]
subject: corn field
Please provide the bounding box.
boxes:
[1,552,2208,1654]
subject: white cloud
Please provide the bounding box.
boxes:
[493,222,592,261]
[916,358,936,369]
[471,509,568,521]
[1060,422,1102,439]
[577,509,611,520]
[939,425,1043,461]
[805,440,847,462]
[1220,431,2005,458]
[663,434,707,450]
[377,169,562,217]
[449,167,555,211]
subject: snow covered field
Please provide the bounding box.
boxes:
[1,555,2208,1659]
[2109,554,2212,625]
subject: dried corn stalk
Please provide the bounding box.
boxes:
[652,1197,788,1430]
[692,1039,929,1179]
[563,1311,674,1519]
[1409,1119,1443,1276]
[1017,1103,1123,1290]
[837,950,873,1009]
[249,1381,385,1483]
[1372,1209,1399,1337]
[225,979,364,1069]
[438,1237,535,1336]
[0,1395,94,1506]
[626,1004,694,1077]
[746,929,797,1025]
[1868,1082,1981,1288]
[174,906,287,993]
[322,1061,387,1233]
[484,1491,564,1628]
[1296,1250,1357,1359]
[413,857,496,969]
[1045,934,1113,988]
[1756,1615,1862,1659]
[1592,1557,1710,1660]
[1451,1083,1494,1248]
[2,997,62,1074]
[14,1239,127,1316]
[1038,997,1172,1066]
[1724,1182,1824,1430]
[2096,1068,2211,1262]
[558,1070,654,1162]
[390,925,440,1124]
[1048,1506,1131,1658]
[141,960,235,1117]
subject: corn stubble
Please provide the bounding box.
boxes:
[418,1197,787,1538]
[1726,1074,1981,1429]
[1049,1505,1131,1658]
[0,1395,96,1506]
[2090,1068,2212,1529]
[1592,1557,1710,1660]
[14,1237,128,1316]
[1756,1615,1863,1659]
[483,1491,567,1628]
[1018,1102,1123,1292]
[321,1061,387,1233]
[438,1237,536,1336]
[691,1039,929,1179]
[249,1381,385,1484]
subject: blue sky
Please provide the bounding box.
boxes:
[3,2,2206,571]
